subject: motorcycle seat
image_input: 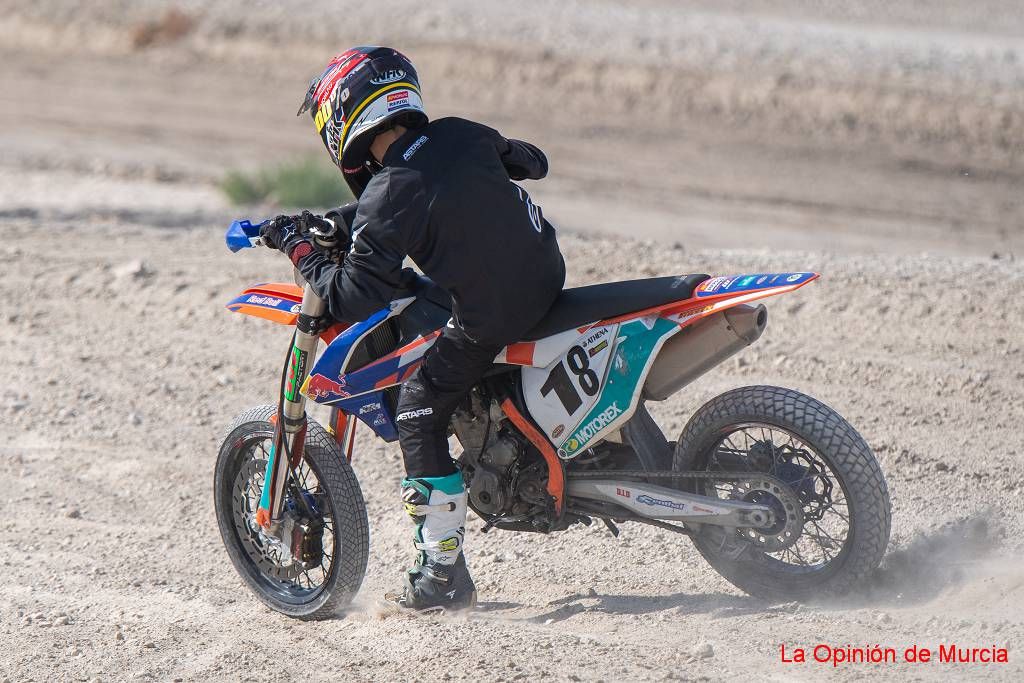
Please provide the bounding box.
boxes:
[522,274,710,341]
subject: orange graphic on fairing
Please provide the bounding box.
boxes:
[225,282,351,341]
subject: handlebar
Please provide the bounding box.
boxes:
[225,215,347,255]
[225,217,348,285]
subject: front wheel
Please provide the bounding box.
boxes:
[675,386,891,600]
[214,404,369,619]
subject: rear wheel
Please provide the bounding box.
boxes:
[214,404,369,619]
[675,386,890,600]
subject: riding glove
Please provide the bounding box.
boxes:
[260,215,305,251]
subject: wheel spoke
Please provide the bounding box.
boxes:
[228,434,337,597]
[697,423,853,573]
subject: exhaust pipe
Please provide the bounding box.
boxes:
[643,303,767,401]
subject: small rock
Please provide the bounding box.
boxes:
[115,631,125,642]
[586,587,598,598]
[934,462,949,472]
[876,611,892,623]
[128,412,143,426]
[142,641,156,649]
[66,509,81,519]
[216,374,232,386]
[113,260,152,280]
[692,641,714,659]
[54,615,70,626]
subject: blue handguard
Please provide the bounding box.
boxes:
[225,219,267,253]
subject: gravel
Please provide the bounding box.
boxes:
[0,217,1021,680]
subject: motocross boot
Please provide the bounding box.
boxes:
[386,472,477,611]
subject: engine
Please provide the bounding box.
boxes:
[452,389,526,516]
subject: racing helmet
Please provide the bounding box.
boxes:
[297,46,427,196]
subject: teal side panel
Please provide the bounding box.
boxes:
[557,317,678,458]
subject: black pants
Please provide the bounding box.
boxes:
[396,325,503,479]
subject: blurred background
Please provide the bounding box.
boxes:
[2,0,1021,255]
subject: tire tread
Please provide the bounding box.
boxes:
[675,386,891,599]
[214,405,369,620]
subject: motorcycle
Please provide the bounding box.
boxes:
[214,218,891,619]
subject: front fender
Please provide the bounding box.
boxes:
[226,282,350,344]
[226,283,304,325]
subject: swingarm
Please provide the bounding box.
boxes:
[565,477,776,528]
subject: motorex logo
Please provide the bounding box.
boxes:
[562,402,623,457]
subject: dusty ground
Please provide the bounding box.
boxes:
[1,2,1023,681]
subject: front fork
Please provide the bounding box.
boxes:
[255,283,325,531]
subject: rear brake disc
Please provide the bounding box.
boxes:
[734,477,804,551]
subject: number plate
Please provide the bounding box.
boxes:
[520,315,682,459]
[522,324,616,445]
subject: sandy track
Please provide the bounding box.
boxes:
[1,218,1022,681]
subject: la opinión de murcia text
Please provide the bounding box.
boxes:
[780,643,1009,667]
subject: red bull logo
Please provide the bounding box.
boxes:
[303,373,348,401]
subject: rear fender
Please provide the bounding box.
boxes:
[660,271,818,328]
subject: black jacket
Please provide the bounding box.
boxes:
[297,117,566,345]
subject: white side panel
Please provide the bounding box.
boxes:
[521,324,618,444]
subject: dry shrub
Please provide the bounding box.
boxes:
[221,157,354,209]
[131,8,195,49]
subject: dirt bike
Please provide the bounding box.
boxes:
[214,218,891,619]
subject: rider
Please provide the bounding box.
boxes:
[259,47,565,610]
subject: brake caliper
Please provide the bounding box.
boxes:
[283,491,325,568]
[290,517,324,568]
